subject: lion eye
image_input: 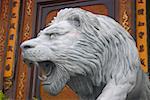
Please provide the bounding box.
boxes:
[46,33,57,39]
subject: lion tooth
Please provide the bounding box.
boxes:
[38,75,44,80]
[38,75,47,81]
[34,62,39,67]
[46,66,52,76]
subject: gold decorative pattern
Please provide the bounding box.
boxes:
[16,73,25,100]
[23,24,31,41]
[122,11,130,31]
[3,78,12,91]
[119,0,132,33]
[26,0,32,16]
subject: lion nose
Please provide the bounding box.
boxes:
[20,41,35,50]
[22,44,34,49]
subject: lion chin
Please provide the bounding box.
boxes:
[37,61,69,96]
[21,8,150,100]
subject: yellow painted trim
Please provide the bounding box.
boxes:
[4,0,20,77]
[136,0,148,72]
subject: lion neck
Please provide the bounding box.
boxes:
[67,75,106,99]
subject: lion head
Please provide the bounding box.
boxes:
[21,8,141,98]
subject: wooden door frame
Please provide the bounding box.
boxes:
[33,0,115,35]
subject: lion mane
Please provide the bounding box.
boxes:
[21,8,150,100]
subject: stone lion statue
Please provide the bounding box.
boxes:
[20,8,150,100]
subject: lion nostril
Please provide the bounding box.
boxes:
[20,41,37,50]
[23,45,34,49]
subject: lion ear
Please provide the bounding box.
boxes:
[69,15,81,27]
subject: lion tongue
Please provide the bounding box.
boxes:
[37,61,53,81]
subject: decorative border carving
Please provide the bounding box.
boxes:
[23,23,31,41]
[26,0,32,16]
[16,73,25,100]
[118,0,132,33]
[3,78,12,91]
[122,11,130,31]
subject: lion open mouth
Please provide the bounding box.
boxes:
[23,59,56,81]
[37,61,55,81]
